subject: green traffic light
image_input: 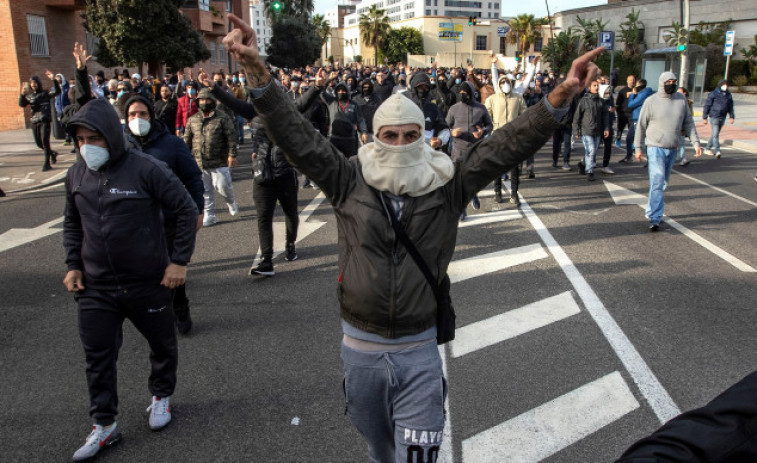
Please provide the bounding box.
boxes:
[677,44,686,52]
[272,1,282,10]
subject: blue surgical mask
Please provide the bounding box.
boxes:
[455,78,461,85]
[117,90,125,98]
[187,88,196,97]
[80,144,110,171]
[240,77,246,83]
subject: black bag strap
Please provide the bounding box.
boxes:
[381,192,441,299]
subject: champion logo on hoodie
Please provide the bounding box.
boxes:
[109,188,139,196]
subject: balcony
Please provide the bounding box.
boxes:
[44,0,86,9]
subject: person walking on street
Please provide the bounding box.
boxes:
[573,80,609,181]
[184,88,239,227]
[223,13,604,462]
[19,72,61,171]
[63,98,198,461]
[634,72,702,231]
[621,79,654,163]
[615,75,635,148]
[702,79,735,159]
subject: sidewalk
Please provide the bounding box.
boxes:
[0,129,76,195]
[692,93,757,154]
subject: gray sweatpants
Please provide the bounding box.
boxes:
[341,341,447,463]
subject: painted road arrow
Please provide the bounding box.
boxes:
[0,217,64,253]
[604,181,756,272]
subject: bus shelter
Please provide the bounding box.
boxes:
[642,44,707,102]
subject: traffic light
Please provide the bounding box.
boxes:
[468,16,473,26]
[677,28,688,52]
[430,57,434,63]
[272,1,282,12]
[514,51,521,62]
[472,17,477,26]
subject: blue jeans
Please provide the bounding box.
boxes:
[705,118,724,152]
[237,116,245,143]
[677,135,686,161]
[625,121,637,159]
[646,146,677,225]
[341,341,447,463]
[582,135,600,173]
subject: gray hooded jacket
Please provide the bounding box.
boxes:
[634,71,699,150]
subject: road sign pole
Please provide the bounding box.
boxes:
[725,54,731,80]
[609,51,615,82]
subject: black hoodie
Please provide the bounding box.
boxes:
[404,72,449,140]
[19,76,60,123]
[63,98,198,290]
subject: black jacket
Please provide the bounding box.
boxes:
[405,72,450,140]
[573,92,609,138]
[251,117,295,180]
[19,76,60,123]
[351,81,382,134]
[124,95,205,219]
[63,98,198,290]
[154,97,178,133]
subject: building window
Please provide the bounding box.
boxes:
[500,36,506,54]
[26,15,49,57]
[533,38,543,52]
[426,9,431,14]
[494,12,498,18]
[494,3,499,8]
[198,0,210,11]
[219,44,226,65]
[475,35,487,51]
[426,0,431,5]
[209,42,216,63]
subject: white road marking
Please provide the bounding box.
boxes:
[450,291,581,358]
[438,344,454,463]
[462,371,640,463]
[457,209,522,228]
[0,216,64,253]
[604,181,756,273]
[519,195,680,423]
[447,244,548,284]
[672,170,757,208]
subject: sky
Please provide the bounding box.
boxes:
[313,0,607,17]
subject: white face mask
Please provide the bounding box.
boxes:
[80,144,110,171]
[529,82,536,89]
[128,118,151,137]
[721,85,728,92]
[501,83,511,94]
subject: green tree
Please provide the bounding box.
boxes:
[575,15,609,54]
[741,35,757,77]
[83,0,209,75]
[311,14,331,61]
[663,21,685,47]
[264,0,314,18]
[541,27,580,74]
[382,27,423,65]
[617,8,644,59]
[266,15,321,68]
[689,19,732,47]
[359,5,391,65]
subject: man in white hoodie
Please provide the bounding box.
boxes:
[634,71,702,231]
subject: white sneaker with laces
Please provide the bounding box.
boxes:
[228,202,239,216]
[715,151,722,159]
[202,215,218,227]
[72,422,121,461]
[147,396,172,430]
[704,149,714,156]
[600,166,615,175]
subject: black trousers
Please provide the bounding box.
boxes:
[253,172,299,261]
[616,113,629,142]
[77,285,176,426]
[602,129,614,168]
[31,121,52,166]
[552,126,572,164]
[163,220,190,315]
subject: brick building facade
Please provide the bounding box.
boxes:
[2,0,249,131]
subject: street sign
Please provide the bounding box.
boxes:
[724,30,735,56]
[497,26,510,37]
[438,22,463,43]
[599,31,614,51]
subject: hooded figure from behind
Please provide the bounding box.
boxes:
[403,71,450,152]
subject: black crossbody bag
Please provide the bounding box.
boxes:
[382,194,456,345]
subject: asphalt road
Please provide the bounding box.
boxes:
[1,142,755,462]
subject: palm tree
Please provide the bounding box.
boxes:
[359,5,391,65]
[312,14,331,63]
[507,14,547,70]
[663,21,685,47]
[618,8,644,59]
[542,27,580,74]
[575,16,609,54]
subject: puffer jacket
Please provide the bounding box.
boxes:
[484,76,528,130]
[573,91,609,137]
[703,81,735,121]
[63,98,198,290]
[19,76,60,123]
[183,108,237,169]
[251,117,295,179]
[251,81,561,338]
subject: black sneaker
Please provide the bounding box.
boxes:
[527,169,535,179]
[494,191,503,203]
[250,260,275,276]
[41,164,52,172]
[175,307,192,335]
[577,162,585,175]
[649,223,660,232]
[50,151,58,164]
[509,196,521,207]
[618,157,628,164]
[587,172,595,182]
[285,242,298,261]
[472,196,481,210]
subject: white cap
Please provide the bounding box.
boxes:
[132,73,141,81]
[372,94,425,136]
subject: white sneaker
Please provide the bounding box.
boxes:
[704,149,714,156]
[147,396,172,431]
[600,166,615,175]
[228,202,239,216]
[72,422,121,461]
[715,151,722,159]
[680,158,690,166]
[202,215,218,227]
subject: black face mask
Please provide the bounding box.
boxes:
[199,101,216,112]
[663,82,677,95]
[337,92,349,102]
[437,79,446,89]
[459,92,471,104]
[214,80,224,86]
[362,87,372,96]
[415,88,429,100]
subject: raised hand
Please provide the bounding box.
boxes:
[547,47,604,108]
[45,69,55,81]
[224,13,270,86]
[73,42,91,70]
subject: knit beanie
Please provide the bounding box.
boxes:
[372,93,425,136]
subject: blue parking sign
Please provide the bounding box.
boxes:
[599,31,614,51]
